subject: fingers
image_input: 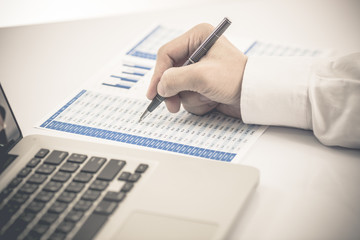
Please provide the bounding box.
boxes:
[164,95,181,113]
[146,23,214,100]
[180,91,218,115]
[145,22,246,119]
[157,64,205,97]
[146,32,190,100]
[163,91,218,115]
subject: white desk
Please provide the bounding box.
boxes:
[1,0,359,239]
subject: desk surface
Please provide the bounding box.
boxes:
[1,0,360,239]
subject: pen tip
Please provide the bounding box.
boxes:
[139,110,150,123]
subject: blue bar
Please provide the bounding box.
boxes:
[102,83,131,89]
[212,151,221,160]
[200,149,210,158]
[205,150,215,158]
[138,137,147,146]
[196,148,205,157]
[164,142,172,150]
[148,139,158,148]
[179,145,188,153]
[159,141,168,150]
[42,120,237,162]
[217,152,225,160]
[122,71,145,77]
[154,140,163,149]
[127,135,136,144]
[110,75,138,83]
[144,138,152,146]
[133,51,157,60]
[133,137,141,145]
[244,41,257,55]
[184,146,194,155]
[104,131,112,140]
[123,63,152,70]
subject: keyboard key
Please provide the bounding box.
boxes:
[118,171,131,181]
[39,212,59,225]
[27,173,47,184]
[128,173,141,182]
[2,219,26,239]
[65,210,83,222]
[10,192,29,204]
[67,153,87,163]
[19,183,38,194]
[89,180,108,191]
[18,167,32,178]
[35,191,54,202]
[35,149,50,158]
[52,171,71,182]
[57,192,76,203]
[94,200,118,215]
[0,187,13,202]
[43,181,63,192]
[26,201,45,213]
[73,172,93,183]
[56,221,75,233]
[27,158,41,168]
[49,232,66,240]
[73,213,107,240]
[135,163,148,173]
[18,211,36,224]
[9,177,23,187]
[65,182,84,193]
[5,201,21,214]
[81,189,101,201]
[60,162,79,173]
[81,157,106,173]
[121,182,133,192]
[30,223,49,237]
[44,150,68,165]
[97,159,125,181]
[48,201,67,214]
[25,234,41,240]
[103,191,126,202]
[73,200,92,212]
[36,164,56,175]
[3,212,35,238]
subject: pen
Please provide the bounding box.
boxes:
[139,17,232,122]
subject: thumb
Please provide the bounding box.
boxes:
[157,65,202,97]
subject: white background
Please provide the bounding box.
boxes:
[0,0,235,27]
[0,0,359,239]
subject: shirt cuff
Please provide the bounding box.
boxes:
[241,56,316,129]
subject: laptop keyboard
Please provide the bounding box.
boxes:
[0,148,149,240]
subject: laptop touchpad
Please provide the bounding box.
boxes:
[115,212,218,240]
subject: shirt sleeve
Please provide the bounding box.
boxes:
[241,53,360,149]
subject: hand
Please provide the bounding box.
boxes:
[146,23,248,119]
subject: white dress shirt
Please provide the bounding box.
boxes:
[241,53,360,149]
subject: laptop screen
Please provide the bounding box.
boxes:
[0,83,22,159]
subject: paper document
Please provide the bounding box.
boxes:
[38,24,326,163]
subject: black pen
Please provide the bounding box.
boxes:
[139,17,232,122]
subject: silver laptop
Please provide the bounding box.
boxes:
[0,83,259,240]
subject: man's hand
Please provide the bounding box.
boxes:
[146,23,247,118]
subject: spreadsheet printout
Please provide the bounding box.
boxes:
[38,24,326,163]
[40,90,265,162]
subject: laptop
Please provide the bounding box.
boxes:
[0,83,259,240]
